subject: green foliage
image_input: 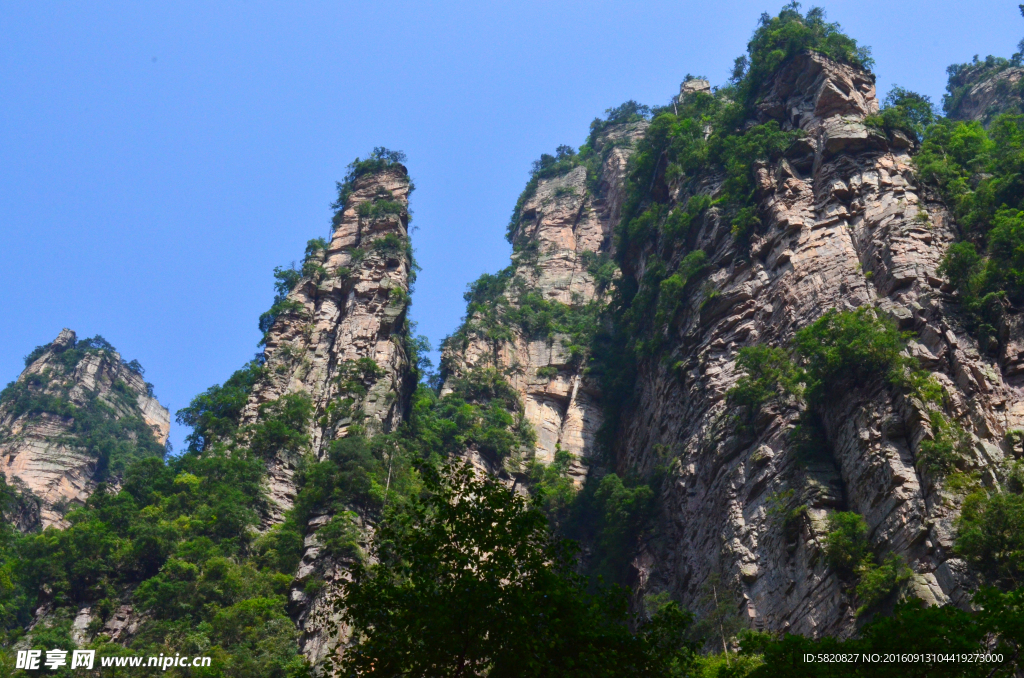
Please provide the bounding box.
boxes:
[823,511,870,577]
[525,446,577,526]
[370,232,410,259]
[792,307,912,399]
[300,238,329,281]
[728,307,925,423]
[357,197,405,221]
[727,346,804,420]
[917,113,1024,333]
[956,474,1024,588]
[331,147,409,222]
[571,472,658,585]
[854,553,913,616]
[314,511,363,562]
[580,250,618,291]
[22,343,50,367]
[764,489,806,540]
[248,393,313,460]
[272,265,302,300]
[448,264,604,367]
[737,4,872,109]
[944,54,1020,117]
[401,370,535,468]
[654,250,708,329]
[822,511,910,614]
[176,360,266,452]
[918,410,971,477]
[336,462,697,677]
[535,365,558,379]
[586,100,652,146]
[864,86,936,142]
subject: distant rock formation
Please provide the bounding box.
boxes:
[0,329,169,529]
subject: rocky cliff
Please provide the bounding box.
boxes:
[238,161,416,666]
[8,8,1024,672]
[944,59,1024,123]
[611,51,1020,638]
[0,329,169,530]
[439,119,646,481]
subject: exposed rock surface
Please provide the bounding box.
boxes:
[236,165,415,668]
[440,122,646,480]
[0,329,169,529]
[946,64,1024,123]
[613,52,1021,638]
[680,78,712,101]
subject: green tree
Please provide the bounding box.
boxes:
[335,462,695,677]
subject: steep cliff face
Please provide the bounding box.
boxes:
[440,122,645,479]
[0,329,169,530]
[242,165,414,525]
[238,163,415,666]
[614,51,1020,638]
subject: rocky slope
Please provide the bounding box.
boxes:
[0,329,169,530]
[612,51,1021,638]
[238,162,416,666]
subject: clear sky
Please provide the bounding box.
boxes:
[2,1,1021,453]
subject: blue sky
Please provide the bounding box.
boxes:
[1,1,1021,453]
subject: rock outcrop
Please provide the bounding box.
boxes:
[236,163,416,667]
[440,122,646,481]
[613,51,1021,638]
[0,329,169,529]
[945,62,1024,123]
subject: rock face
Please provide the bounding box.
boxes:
[613,51,1021,638]
[439,122,646,479]
[945,63,1024,123]
[0,329,169,529]
[237,165,415,667]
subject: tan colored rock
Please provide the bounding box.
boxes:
[0,329,170,529]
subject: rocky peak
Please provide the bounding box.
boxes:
[232,160,415,666]
[0,329,169,529]
[243,164,414,524]
[441,121,646,480]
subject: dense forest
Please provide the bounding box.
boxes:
[4,4,1024,677]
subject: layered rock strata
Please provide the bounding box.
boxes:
[237,165,415,667]
[0,329,169,529]
[615,51,1023,638]
[440,122,646,480]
